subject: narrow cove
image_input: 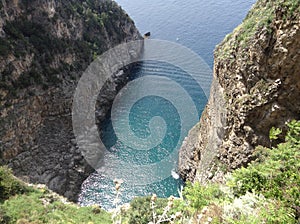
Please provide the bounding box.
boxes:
[79,0,256,209]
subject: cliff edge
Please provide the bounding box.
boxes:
[179,0,300,183]
[0,0,141,201]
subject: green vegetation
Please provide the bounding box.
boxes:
[120,120,300,223]
[223,119,300,223]
[1,193,112,224]
[0,122,299,223]
[0,167,29,203]
[183,182,222,212]
[1,0,299,222]
[269,126,282,141]
[0,0,136,93]
[216,0,300,59]
[121,196,169,224]
[0,167,112,224]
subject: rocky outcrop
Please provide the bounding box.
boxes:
[178,77,227,182]
[0,0,141,201]
[179,0,300,183]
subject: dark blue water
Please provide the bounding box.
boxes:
[116,0,256,67]
[79,0,256,210]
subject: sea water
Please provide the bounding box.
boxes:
[79,0,256,210]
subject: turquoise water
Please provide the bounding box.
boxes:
[79,0,256,210]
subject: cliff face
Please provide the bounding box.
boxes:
[0,0,140,201]
[179,0,300,183]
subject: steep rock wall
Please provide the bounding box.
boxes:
[179,0,300,183]
[0,0,141,201]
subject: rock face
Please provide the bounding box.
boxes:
[0,0,141,201]
[179,0,300,183]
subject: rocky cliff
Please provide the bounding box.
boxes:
[179,0,300,183]
[0,0,141,201]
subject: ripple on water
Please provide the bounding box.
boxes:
[78,0,257,209]
[79,173,183,210]
[79,61,206,210]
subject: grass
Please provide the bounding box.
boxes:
[1,192,112,223]
[0,167,112,224]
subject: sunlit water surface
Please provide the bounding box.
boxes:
[79,0,256,210]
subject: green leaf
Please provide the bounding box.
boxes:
[269,127,282,140]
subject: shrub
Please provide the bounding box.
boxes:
[223,193,295,224]
[227,120,300,220]
[0,167,29,202]
[0,207,10,224]
[286,120,300,146]
[122,196,169,224]
[183,182,223,211]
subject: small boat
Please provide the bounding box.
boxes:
[144,32,151,38]
[171,169,180,179]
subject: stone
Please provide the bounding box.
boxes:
[0,0,142,202]
[179,2,300,183]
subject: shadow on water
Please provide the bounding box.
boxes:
[79,61,206,210]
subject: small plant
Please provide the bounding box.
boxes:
[286,120,300,146]
[0,207,10,224]
[149,194,182,224]
[269,126,282,141]
[112,179,124,224]
[183,182,222,212]
[0,166,30,202]
[223,192,265,222]
[223,192,295,224]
